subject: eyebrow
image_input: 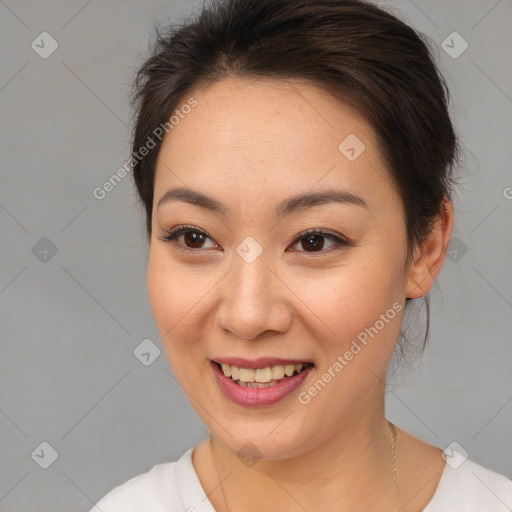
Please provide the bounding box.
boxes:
[157,187,368,218]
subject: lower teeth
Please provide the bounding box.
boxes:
[235,380,281,388]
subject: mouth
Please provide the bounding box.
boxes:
[214,361,314,388]
[211,359,315,407]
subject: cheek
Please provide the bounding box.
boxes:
[293,256,404,362]
[146,249,209,364]
[294,262,404,419]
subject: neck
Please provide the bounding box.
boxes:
[208,391,401,511]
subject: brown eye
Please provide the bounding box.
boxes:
[159,225,218,251]
[301,234,327,252]
[182,231,207,248]
[289,229,348,253]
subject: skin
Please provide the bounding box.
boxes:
[147,76,453,511]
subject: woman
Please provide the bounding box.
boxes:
[91,0,512,510]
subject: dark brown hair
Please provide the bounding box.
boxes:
[130,0,460,355]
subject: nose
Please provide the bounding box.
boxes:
[215,252,293,341]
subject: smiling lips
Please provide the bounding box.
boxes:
[219,362,309,387]
[211,358,314,407]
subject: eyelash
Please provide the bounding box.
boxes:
[157,224,350,254]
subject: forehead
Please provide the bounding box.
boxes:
[154,76,398,214]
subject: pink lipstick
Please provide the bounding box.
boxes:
[211,359,314,407]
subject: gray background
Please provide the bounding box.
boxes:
[0,0,511,510]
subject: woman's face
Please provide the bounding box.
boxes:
[147,76,415,459]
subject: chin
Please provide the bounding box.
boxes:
[196,397,320,461]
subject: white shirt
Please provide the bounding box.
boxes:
[90,448,512,511]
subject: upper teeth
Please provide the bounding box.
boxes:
[220,363,305,383]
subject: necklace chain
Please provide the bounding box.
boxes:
[209,421,399,512]
[386,421,400,494]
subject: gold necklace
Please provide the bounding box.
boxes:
[209,421,399,511]
[386,421,400,496]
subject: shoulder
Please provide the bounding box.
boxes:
[425,456,512,511]
[89,450,189,512]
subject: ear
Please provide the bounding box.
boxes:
[405,197,454,299]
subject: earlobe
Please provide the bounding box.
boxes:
[405,197,454,299]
